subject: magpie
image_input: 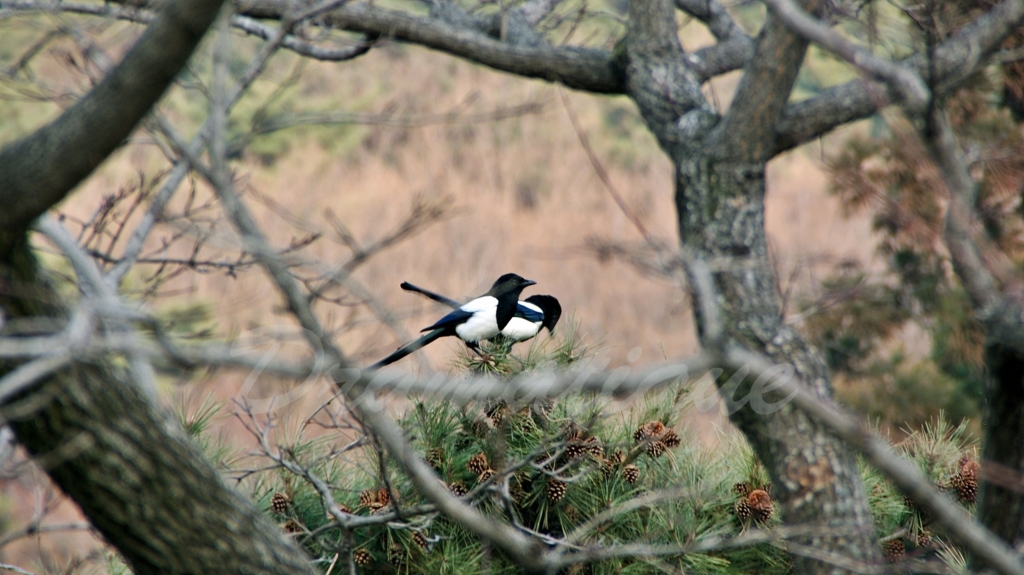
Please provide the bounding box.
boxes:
[369,273,537,369]
[400,281,561,341]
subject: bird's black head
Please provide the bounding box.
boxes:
[487,273,536,296]
[525,295,562,333]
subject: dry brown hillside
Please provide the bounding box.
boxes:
[53,42,876,375]
[0,16,888,571]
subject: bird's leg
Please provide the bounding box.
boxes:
[466,341,495,365]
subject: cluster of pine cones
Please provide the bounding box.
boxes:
[732,482,774,523]
[633,421,681,458]
[546,427,605,503]
[358,487,393,513]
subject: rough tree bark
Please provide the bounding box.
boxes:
[3,256,316,575]
[619,0,880,569]
[0,1,317,572]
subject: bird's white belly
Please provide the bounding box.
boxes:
[502,318,541,341]
[455,307,500,342]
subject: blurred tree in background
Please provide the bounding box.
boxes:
[804,0,1024,429]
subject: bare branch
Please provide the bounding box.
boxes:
[918,110,1024,358]
[762,0,929,112]
[0,0,227,247]
[773,0,1024,155]
[0,1,375,62]
[35,216,160,397]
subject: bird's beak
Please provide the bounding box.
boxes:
[523,279,537,287]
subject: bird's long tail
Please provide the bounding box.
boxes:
[369,329,446,370]
[400,281,461,309]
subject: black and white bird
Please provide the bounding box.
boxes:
[400,281,561,342]
[369,273,537,369]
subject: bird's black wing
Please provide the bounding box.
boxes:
[420,307,474,333]
[516,302,544,322]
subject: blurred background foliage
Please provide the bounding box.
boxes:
[801,0,1024,434]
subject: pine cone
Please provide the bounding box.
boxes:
[270,492,290,514]
[425,448,444,470]
[388,544,404,567]
[732,482,752,497]
[413,531,429,550]
[486,400,508,425]
[623,464,640,485]
[536,453,554,471]
[955,476,978,503]
[950,456,980,504]
[359,488,377,508]
[532,398,554,418]
[633,421,666,443]
[917,530,932,548]
[565,443,587,461]
[282,519,301,534]
[547,478,567,503]
[353,548,371,566]
[600,457,618,478]
[377,488,392,506]
[479,468,496,482]
[747,489,773,523]
[326,504,352,520]
[734,499,752,519]
[584,436,604,458]
[468,452,489,475]
[563,427,595,462]
[661,429,681,448]
[646,440,667,458]
[510,473,528,503]
[882,538,905,562]
[449,481,467,497]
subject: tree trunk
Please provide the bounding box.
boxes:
[977,342,1024,548]
[0,241,316,575]
[676,157,880,572]
[619,0,881,569]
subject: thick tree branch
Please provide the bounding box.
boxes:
[622,0,711,150]
[773,0,1024,155]
[0,0,227,249]
[240,0,626,93]
[686,34,754,81]
[709,0,814,161]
